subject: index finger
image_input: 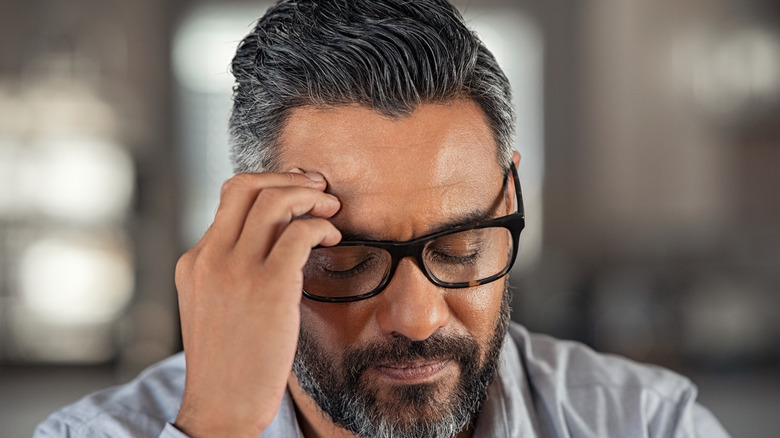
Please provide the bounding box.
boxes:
[203,171,329,249]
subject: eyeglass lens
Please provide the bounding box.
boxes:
[302,226,513,300]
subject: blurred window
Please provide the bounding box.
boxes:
[0,77,135,363]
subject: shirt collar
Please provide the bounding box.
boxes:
[472,330,541,437]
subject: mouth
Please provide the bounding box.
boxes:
[375,359,452,384]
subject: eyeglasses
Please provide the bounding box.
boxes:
[302,163,525,303]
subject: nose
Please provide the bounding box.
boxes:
[374,257,451,340]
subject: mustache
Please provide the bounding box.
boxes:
[341,332,480,379]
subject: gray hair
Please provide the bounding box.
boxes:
[229,0,515,173]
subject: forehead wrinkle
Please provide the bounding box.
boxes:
[328,178,506,242]
[337,208,495,242]
[276,100,505,240]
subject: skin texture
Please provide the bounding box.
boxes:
[174,99,521,438]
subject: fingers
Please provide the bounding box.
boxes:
[235,186,341,258]
[173,169,341,437]
[202,171,330,249]
[265,218,342,282]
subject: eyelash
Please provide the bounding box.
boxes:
[322,254,378,278]
[428,251,480,265]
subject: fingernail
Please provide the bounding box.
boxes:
[304,172,325,182]
[288,167,304,174]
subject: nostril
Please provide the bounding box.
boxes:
[390,331,406,339]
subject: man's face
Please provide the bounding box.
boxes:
[279,99,512,438]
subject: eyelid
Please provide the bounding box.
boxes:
[321,253,380,278]
[426,249,480,265]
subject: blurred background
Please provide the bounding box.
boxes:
[1,0,779,436]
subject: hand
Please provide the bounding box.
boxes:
[173,171,341,438]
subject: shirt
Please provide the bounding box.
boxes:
[33,323,731,437]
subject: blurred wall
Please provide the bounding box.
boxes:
[517,0,780,370]
[0,0,181,372]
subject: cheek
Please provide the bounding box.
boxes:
[445,282,505,344]
[300,281,506,359]
[299,300,376,355]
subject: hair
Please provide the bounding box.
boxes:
[229,0,515,173]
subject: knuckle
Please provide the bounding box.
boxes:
[282,171,300,184]
[179,246,223,285]
[285,218,309,233]
[255,186,287,207]
[286,217,326,236]
[231,172,255,184]
[190,246,218,272]
[175,249,196,271]
[174,251,195,287]
[220,174,250,196]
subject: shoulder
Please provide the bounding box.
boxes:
[508,323,691,399]
[504,323,730,437]
[34,352,186,438]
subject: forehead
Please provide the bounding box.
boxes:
[278,99,505,240]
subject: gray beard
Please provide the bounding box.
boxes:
[292,285,511,438]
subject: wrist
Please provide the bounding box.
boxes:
[175,397,270,438]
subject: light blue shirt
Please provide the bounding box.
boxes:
[34,323,731,437]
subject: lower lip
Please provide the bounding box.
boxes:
[376,360,451,383]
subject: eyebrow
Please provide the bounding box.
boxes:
[331,169,512,242]
[338,208,495,242]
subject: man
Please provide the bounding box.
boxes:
[36,0,731,437]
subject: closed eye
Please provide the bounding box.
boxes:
[322,254,379,278]
[428,250,480,265]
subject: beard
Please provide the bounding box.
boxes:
[292,284,511,438]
